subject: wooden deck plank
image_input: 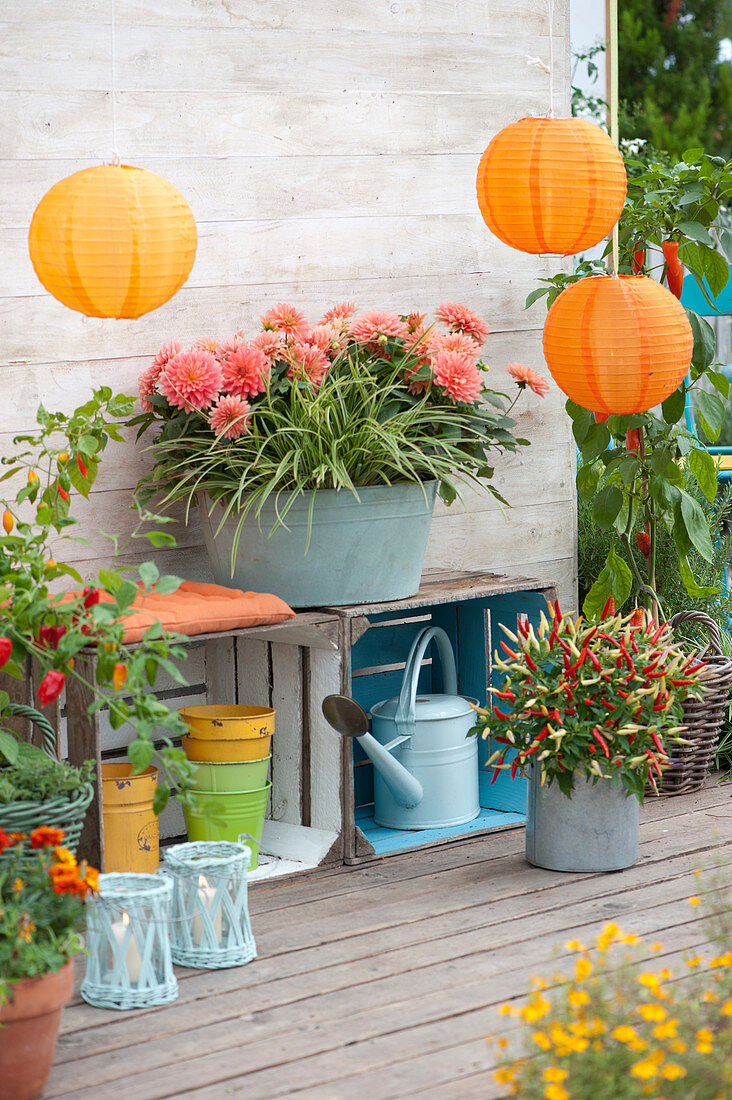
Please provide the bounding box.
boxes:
[48,785,731,1099]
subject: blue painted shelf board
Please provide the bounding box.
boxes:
[356,805,526,855]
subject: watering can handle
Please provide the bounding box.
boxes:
[394,626,458,740]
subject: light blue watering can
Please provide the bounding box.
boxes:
[323,627,479,830]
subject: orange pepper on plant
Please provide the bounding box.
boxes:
[2,509,13,534]
[112,662,127,691]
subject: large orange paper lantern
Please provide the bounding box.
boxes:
[476,117,627,255]
[28,165,197,319]
[542,275,693,414]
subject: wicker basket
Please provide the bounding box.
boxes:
[0,703,94,852]
[658,611,732,795]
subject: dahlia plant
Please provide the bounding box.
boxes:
[0,826,97,1004]
[469,600,705,801]
[133,302,548,522]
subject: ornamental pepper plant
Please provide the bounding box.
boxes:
[0,389,195,812]
[0,826,98,1005]
[469,600,705,801]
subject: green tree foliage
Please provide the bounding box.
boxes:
[619,0,732,158]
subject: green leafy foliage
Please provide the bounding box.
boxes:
[0,748,93,803]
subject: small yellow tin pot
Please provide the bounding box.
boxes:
[180,704,275,763]
[101,763,159,873]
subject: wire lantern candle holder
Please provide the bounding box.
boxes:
[163,840,257,969]
[81,873,178,1010]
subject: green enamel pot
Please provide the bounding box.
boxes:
[188,756,271,793]
[183,782,270,870]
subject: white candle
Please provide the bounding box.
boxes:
[110,910,142,983]
[192,875,223,946]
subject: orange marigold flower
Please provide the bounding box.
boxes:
[0,828,11,853]
[29,826,66,848]
[8,832,26,844]
[11,878,25,892]
[53,846,77,866]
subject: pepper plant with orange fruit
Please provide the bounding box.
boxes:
[469,601,704,801]
[0,826,98,1005]
[0,389,194,812]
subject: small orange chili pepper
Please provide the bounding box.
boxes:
[45,559,57,571]
[57,452,69,465]
[112,663,127,691]
[58,487,69,501]
[27,470,39,485]
[2,510,13,534]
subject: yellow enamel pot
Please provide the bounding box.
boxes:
[179,704,274,763]
[101,763,159,873]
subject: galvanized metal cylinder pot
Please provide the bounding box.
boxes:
[525,768,639,873]
[197,482,437,608]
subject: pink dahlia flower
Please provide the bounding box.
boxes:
[287,344,331,389]
[506,361,550,398]
[350,311,409,348]
[152,340,182,379]
[222,343,271,398]
[428,330,481,363]
[432,350,484,405]
[209,394,251,440]
[158,349,223,412]
[403,362,433,396]
[252,330,286,361]
[308,323,340,357]
[435,302,490,344]
[138,363,160,412]
[318,302,357,325]
[260,302,310,339]
[191,337,225,359]
[405,311,427,333]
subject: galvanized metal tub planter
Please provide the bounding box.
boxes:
[197,481,437,608]
[525,767,639,873]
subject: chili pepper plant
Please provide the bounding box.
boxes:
[469,600,705,801]
[527,151,732,620]
[0,389,195,812]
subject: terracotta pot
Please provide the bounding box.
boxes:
[0,958,74,1100]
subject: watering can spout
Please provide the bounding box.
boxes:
[355,732,424,809]
[321,695,424,809]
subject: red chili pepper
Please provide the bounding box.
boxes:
[653,702,667,712]
[617,689,630,700]
[588,650,601,672]
[601,597,615,620]
[646,750,664,777]
[591,727,610,757]
[0,637,11,668]
[522,743,541,757]
[494,690,516,701]
[619,641,634,671]
[650,731,666,755]
[491,767,501,786]
[569,648,589,674]
[58,487,69,501]
[646,670,667,679]
[589,744,597,754]
[626,429,641,456]
[39,624,67,650]
[83,586,102,609]
[662,239,684,299]
[38,669,66,707]
[525,654,538,672]
[632,244,646,274]
[500,641,519,660]
[636,532,651,559]
[669,677,695,686]
[510,757,519,780]
[628,733,636,745]
[601,697,617,711]
[77,453,88,478]
[548,620,559,649]
[517,619,529,638]
[650,624,666,644]
[492,707,510,721]
[598,632,620,645]
[562,685,574,702]
[549,709,562,724]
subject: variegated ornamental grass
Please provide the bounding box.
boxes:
[469,601,705,802]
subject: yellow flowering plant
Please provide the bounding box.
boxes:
[490,886,732,1099]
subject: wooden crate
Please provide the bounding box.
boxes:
[9,570,556,875]
[322,570,557,863]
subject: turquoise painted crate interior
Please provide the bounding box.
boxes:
[350,590,550,856]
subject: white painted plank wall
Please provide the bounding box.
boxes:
[0,2,577,761]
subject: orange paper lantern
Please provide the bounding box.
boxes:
[476,117,627,255]
[28,165,197,319]
[542,275,693,414]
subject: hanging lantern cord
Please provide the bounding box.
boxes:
[109,0,121,167]
[609,0,620,276]
[524,0,554,118]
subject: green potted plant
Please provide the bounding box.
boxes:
[0,389,195,821]
[133,302,548,607]
[0,826,98,1100]
[469,600,704,873]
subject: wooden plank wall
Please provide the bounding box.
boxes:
[0,0,576,609]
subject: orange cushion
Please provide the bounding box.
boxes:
[68,581,295,644]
